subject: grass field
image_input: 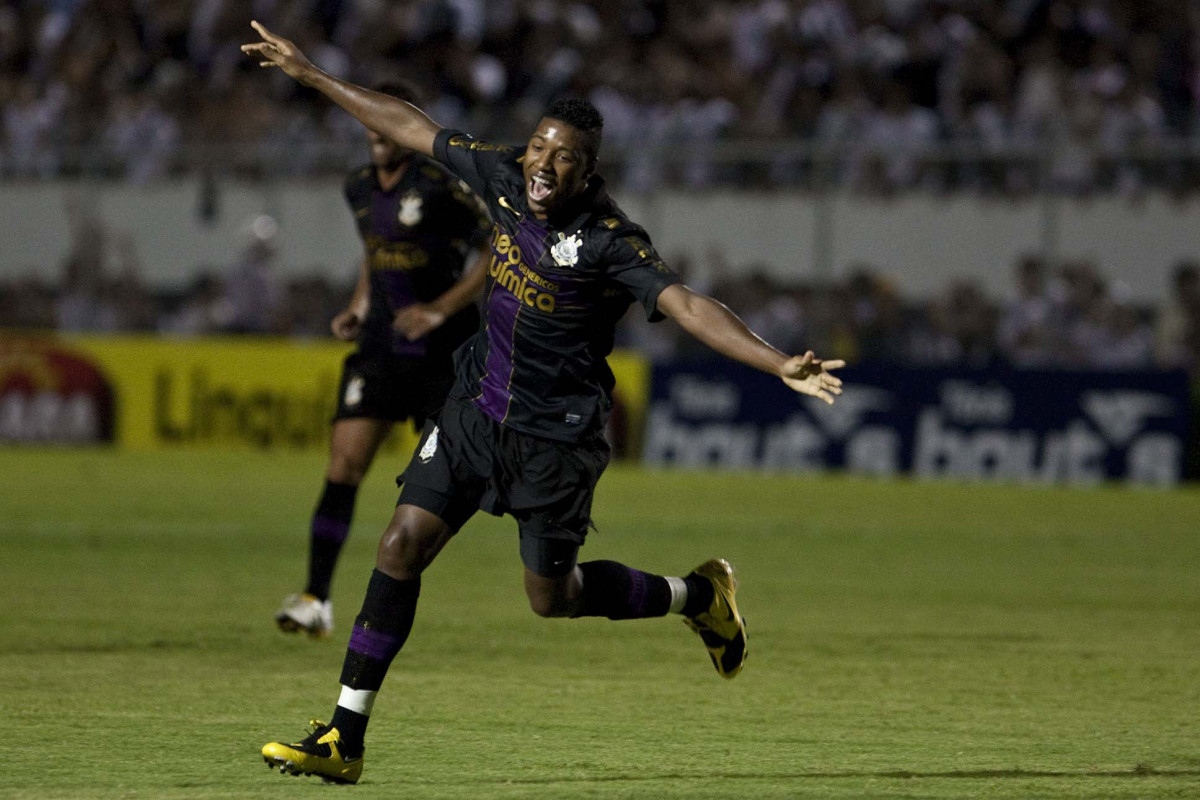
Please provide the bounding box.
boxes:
[2,449,1199,799]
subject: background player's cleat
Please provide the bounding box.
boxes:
[683,558,748,679]
[274,593,333,638]
[262,719,363,784]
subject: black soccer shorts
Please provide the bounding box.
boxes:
[396,397,610,576]
[333,350,455,429]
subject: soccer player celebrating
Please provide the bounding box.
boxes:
[244,22,843,784]
[274,82,491,639]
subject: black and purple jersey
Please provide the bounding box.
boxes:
[344,156,491,358]
[432,129,682,443]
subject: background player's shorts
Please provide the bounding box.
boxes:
[333,350,455,429]
[397,398,610,567]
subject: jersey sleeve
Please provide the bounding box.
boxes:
[432,129,517,200]
[602,231,682,322]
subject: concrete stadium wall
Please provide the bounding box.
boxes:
[2,179,1198,302]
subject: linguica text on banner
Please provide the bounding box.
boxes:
[0,336,650,456]
[645,362,1191,486]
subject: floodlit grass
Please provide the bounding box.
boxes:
[2,449,1199,799]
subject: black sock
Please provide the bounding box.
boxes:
[339,569,421,690]
[332,569,421,753]
[305,480,359,600]
[681,572,715,618]
[329,707,367,758]
[573,560,672,619]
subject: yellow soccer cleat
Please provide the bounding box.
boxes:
[261,720,363,784]
[683,558,748,679]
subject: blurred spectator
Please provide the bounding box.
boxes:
[1098,295,1154,370]
[1155,260,1200,370]
[159,272,231,336]
[906,294,965,365]
[997,255,1059,367]
[44,196,158,333]
[220,215,283,334]
[856,81,940,192]
[944,279,999,366]
[275,275,344,339]
[100,89,182,182]
[0,277,57,330]
[845,267,905,362]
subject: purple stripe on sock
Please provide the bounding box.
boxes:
[348,625,402,661]
[312,515,350,543]
[627,569,648,617]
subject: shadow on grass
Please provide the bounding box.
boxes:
[491,765,1200,784]
[8,638,215,655]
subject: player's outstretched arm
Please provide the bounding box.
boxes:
[657,284,845,405]
[241,21,439,157]
[393,244,489,340]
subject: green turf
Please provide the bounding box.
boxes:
[2,449,1199,799]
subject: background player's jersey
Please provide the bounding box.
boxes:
[432,128,681,443]
[343,156,491,358]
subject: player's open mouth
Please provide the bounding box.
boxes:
[529,174,554,204]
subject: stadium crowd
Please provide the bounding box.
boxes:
[1,212,1196,373]
[3,0,1199,372]
[2,0,1198,192]
[621,251,1199,371]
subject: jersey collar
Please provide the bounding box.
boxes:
[374,153,415,192]
[546,175,607,233]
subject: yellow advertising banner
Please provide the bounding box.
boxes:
[0,335,649,456]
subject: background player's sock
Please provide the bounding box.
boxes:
[332,569,421,752]
[305,480,358,600]
[574,560,672,619]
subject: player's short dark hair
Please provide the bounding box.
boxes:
[545,98,603,135]
[374,80,423,108]
[543,97,603,161]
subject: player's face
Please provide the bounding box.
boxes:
[367,129,404,170]
[522,118,593,218]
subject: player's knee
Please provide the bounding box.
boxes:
[526,588,571,618]
[523,570,581,618]
[327,452,370,485]
[376,514,443,579]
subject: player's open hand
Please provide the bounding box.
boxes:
[780,351,845,405]
[393,304,447,340]
[240,21,315,83]
[330,310,362,341]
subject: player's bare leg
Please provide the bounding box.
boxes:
[276,418,392,638]
[523,567,584,617]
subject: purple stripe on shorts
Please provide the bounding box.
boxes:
[348,625,402,661]
[312,515,350,544]
[627,568,648,617]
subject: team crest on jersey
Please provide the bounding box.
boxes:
[344,375,364,407]
[551,232,582,267]
[398,191,423,227]
[418,425,439,463]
